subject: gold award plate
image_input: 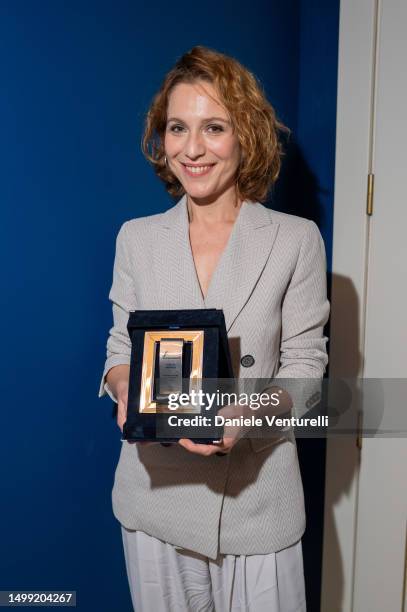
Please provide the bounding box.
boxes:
[139,330,204,414]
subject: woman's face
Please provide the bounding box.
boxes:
[164,80,241,202]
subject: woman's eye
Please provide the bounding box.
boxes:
[206,124,224,133]
[168,124,185,133]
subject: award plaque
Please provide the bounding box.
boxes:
[123,309,234,442]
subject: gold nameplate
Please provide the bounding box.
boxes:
[139,330,204,414]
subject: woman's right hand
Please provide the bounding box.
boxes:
[116,380,129,433]
[117,387,154,446]
[105,365,166,446]
[106,365,156,446]
[105,365,130,433]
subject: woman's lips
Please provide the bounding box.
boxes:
[181,163,215,178]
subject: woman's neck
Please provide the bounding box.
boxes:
[187,188,242,225]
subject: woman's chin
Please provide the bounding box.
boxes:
[182,176,237,204]
[183,182,227,203]
[184,187,215,201]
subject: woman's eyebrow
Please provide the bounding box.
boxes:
[167,116,230,124]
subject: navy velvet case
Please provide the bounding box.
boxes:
[123,309,234,442]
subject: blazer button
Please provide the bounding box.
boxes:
[240,354,255,368]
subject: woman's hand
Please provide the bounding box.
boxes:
[105,365,130,433]
[177,403,253,456]
[105,365,133,436]
[177,436,236,456]
[115,380,129,433]
[177,435,236,456]
[116,382,156,446]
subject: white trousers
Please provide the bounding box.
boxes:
[121,528,306,612]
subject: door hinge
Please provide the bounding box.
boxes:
[366,173,374,216]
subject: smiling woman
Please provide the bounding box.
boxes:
[164,82,241,203]
[142,45,286,204]
[100,45,329,611]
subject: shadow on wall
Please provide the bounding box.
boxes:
[273,140,383,612]
[320,273,365,612]
[266,137,328,611]
[269,137,327,227]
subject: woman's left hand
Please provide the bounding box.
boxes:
[177,403,252,456]
[177,435,237,456]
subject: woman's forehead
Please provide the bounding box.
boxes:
[167,81,228,118]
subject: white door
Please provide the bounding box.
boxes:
[352,0,407,610]
[322,1,407,610]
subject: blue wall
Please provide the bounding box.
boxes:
[294,3,339,609]
[0,1,338,610]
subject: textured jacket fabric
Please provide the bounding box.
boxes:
[99,195,330,560]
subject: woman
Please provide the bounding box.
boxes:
[99,46,329,611]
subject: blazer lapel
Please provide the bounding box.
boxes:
[151,195,205,310]
[204,201,280,331]
[151,196,280,332]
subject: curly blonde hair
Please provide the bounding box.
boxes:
[142,46,287,203]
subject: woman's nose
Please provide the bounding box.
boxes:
[184,131,205,159]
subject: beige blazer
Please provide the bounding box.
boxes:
[99,195,330,559]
